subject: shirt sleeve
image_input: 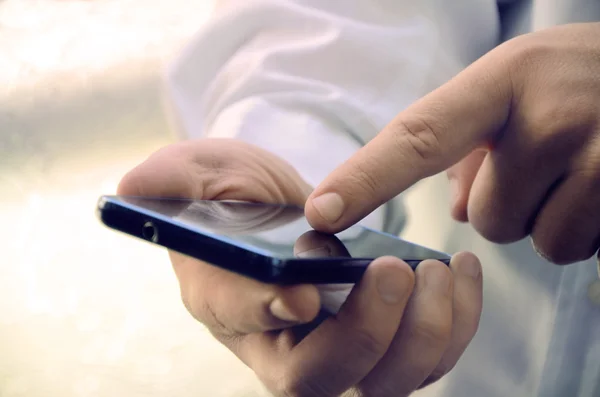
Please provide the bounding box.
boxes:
[163,0,500,233]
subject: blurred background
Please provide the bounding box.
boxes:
[0,0,452,396]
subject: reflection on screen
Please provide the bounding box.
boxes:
[117,196,450,261]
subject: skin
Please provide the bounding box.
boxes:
[118,139,483,397]
[306,22,600,266]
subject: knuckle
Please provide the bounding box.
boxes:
[358,384,400,397]
[410,318,452,348]
[361,364,430,396]
[392,117,443,166]
[116,170,143,196]
[347,326,389,359]
[505,36,554,73]
[350,160,386,198]
[419,366,452,389]
[530,236,568,265]
[275,371,328,397]
[477,224,525,245]
[527,96,597,146]
[505,38,598,141]
[530,232,594,265]
[454,314,481,344]
[469,208,525,244]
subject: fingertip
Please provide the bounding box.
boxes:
[447,149,488,223]
[450,200,469,223]
[116,168,142,196]
[116,144,199,199]
[116,149,169,196]
[416,258,454,275]
[370,256,415,280]
[414,259,454,298]
[368,256,416,303]
[274,284,321,324]
[305,192,345,233]
[450,251,482,281]
[305,189,372,234]
[448,179,469,222]
[450,251,480,265]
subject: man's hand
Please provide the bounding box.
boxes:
[118,138,483,396]
[306,22,600,265]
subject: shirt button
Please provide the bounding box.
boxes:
[587,280,600,306]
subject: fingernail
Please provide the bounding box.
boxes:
[296,246,331,258]
[377,267,408,305]
[424,265,452,295]
[457,255,481,279]
[270,298,301,323]
[311,192,345,224]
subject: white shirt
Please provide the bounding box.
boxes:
[164,1,600,395]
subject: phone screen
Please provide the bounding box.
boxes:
[99,196,450,263]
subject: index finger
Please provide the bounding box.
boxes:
[305,47,514,233]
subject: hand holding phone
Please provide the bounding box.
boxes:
[113,139,483,397]
[99,195,452,314]
[98,196,451,284]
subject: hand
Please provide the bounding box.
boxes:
[118,138,483,396]
[306,22,600,265]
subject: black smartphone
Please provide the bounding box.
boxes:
[97,195,451,284]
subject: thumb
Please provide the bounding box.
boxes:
[172,251,321,336]
[447,149,488,222]
[305,46,514,233]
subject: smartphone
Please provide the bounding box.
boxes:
[97,195,451,284]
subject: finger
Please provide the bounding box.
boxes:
[419,252,483,388]
[171,252,321,336]
[358,260,453,396]
[305,47,513,233]
[531,168,600,264]
[240,257,415,397]
[465,103,580,244]
[447,149,487,222]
